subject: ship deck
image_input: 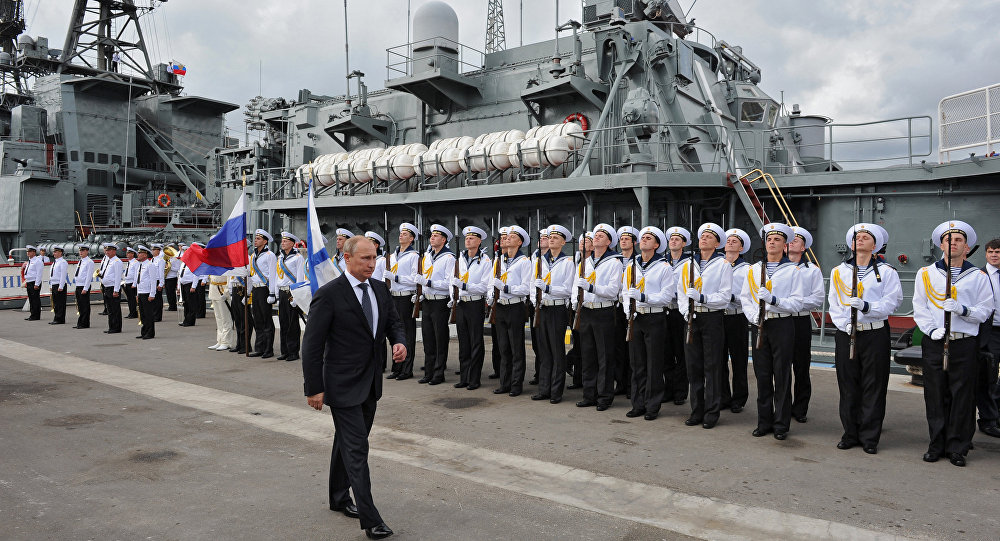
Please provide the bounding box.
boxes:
[1,309,997,540]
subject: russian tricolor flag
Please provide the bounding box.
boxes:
[170,62,187,76]
[181,189,249,275]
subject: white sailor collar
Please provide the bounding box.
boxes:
[590,249,624,267]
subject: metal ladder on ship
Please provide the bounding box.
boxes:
[730,168,820,266]
[135,115,207,203]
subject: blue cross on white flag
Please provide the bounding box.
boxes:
[290,173,341,314]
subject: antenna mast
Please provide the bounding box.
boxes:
[486,0,506,54]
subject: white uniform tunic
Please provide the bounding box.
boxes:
[539,251,576,303]
[151,255,165,290]
[457,249,493,299]
[495,251,533,301]
[49,257,69,290]
[796,260,826,313]
[827,260,903,332]
[74,257,95,288]
[664,253,690,310]
[276,250,306,287]
[123,258,139,285]
[24,255,43,284]
[739,258,805,324]
[912,260,993,336]
[372,254,386,283]
[421,248,457,297]
[389,246,420,294]
[620,253,676,312]
[178,262,199,288]
[249,248,278,298]
[136,260,158,295]
[727,258,751,314]
[573,250,624,306]
[100,256,123,293]
[677,253,733,319]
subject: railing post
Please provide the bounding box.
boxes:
[908,117,913,166]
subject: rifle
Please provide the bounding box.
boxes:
[533,226,543,327]
[572,210,586,331]
[943,230,953,371]
[488,241,502,324]
[626,257,637,342]
[412,217,424,318]
[686,251,695,344]
[755,254,768,349]
[384,212,392,290]
[449,215,460,324]
[849,235,858,360]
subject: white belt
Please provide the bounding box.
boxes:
[792,311,812,317]
[459,295,484,302]
[764,311,794,319]
[949,332,974,340]
[693,306,720,313]
[391,290,415,297]
[667,301,679,310]
[636,306,666,314]
[541,299,568,306]
[279,286,291,292]
[724,308,743,315]
[855,321,885,331]
[497,297,526,305]
[583,301,615,309]
[423,294,449,300]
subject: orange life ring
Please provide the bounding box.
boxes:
[563,113,589,131]
[157,193,171,207]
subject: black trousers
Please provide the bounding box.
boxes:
[26,281,41,319]
[566,307,582,386]
[50,286,67,323]
[153,288,163,321]
[976,323,1000,429]
[630,312,667,413]
[491,319,502,377]
[456,299,486,387]
[664,308,688,401]
[278,290,301,357]
[528,301,539,379]
[164,277,178,310]
[751,317,795,433]
[495,302,527,393]
[124,283,138,317]
[791,314,813,419]
[391,295,416,377]
[251,286,274,356]
[75,286,91,328]
[580,306,616,406]
[102,286,122,332]
[230,287,251,351]
[420,298,450,381]
[721,313,750,409]
[685,310,725,424]
[922,335,978,456]
[196,283,207,318]
[181,284,197,326]
[538,304,569,400]
[834,326,891,447]
[138,293,155,338]
[614,307,631,395]
[329,388,383,530]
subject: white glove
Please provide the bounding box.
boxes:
[289,299,296,308]
[625,288,643,301]
[447,299,455,309]
[942,298,964,314]
[574,277,591,291]
[845,323,853,335]
[534,278,546,290]
[848,297,866,311]
[450,276,463,289]
[492,277,506,290]
[384,270,395,282]
[756,288,774,304]
[267,295,276,304]
[410,294,417,303]
[571,299,578,311]
[930,328,946,340]
[687,287,702,301]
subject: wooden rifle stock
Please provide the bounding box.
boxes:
[488,249,502,324]
[756,258,768,349]
[384,245,393,291]
[449,249,460,324]
[849,238,858,361]
[572,251,585,330]
[533,248,543,327]
[412,242,424,318]
[943,231,953,371]
[686,254,695,344]
[626,258,637,342]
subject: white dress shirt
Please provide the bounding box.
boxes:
[345,271,379,335]
[739,258,804,324]
[151,255,166,289]
[74,257,95,288]
[48,257,69,290]
[24,255,43,283]
[100,256,123,293]
[458,249,493,298]
[136,260,158,296]
[677,253,733,319]
[620,253,676,311]
[123,258,138,285]
[986,263,1000,325]
[912,260,992,336]
[827,259,903,333]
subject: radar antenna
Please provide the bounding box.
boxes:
[486,0,506,54]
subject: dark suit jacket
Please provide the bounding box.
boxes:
[302,274,405,408]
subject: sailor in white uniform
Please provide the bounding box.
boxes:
[416,224,456,384]
[452,226,493,390]
[663,226,692,404]
[614,225,640,398]
[490,225,533,396]
[722,228,752,413]
[384,222,420,380]
[134,245,158,339]
[788,226,825,423]
[99,243,123,333]
[531,224,575,403]
[333,228,355,273]
[47,246,69,324]
[150,244,166,321]
[248,229,278,358]
[122,247,139,318]
[72,244,95,329]
[22,244,44,320]
[277,231,306,361]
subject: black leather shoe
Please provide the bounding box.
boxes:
[948,453,966,467]
[774,432,787,441]
[329,502,359,518]
[261,353,273,359]
[730,405,743,413]
[673,398,686,405]
[248,352,262,357]
[837,440,856,450]
[794,415,808,423]
[508,390,521,397]
[135,336,144,339]
[467,384,480,390]
[365,522,394,539]
[576,400,596,407]
[566,383,582,390]
[596,404,609,411]
[284,355,299,362]
[395,374,412,381]
[528,378,538,385]
[684,417,702,426]
[752,427,772,437]
[276,354,288,361]
[454,382,468,388]
[643,412,658,421]
[418,378,431,384]
[492,388,510,394]
[702,420,717,429]
[549,398,562,404]
[530,394,549,401]
[488,373,499,379]
[454,370,461,375]
[48,321,62,325]
[386,373,398,379]
[863,445,878,455]
[922,452,940,463]
[625,408,646,418]
[73,325,82,329]
[980,425,1000,438]
[428,379,443,386]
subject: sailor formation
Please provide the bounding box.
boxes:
[21,220,1000,467]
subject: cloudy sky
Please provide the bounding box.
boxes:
[28,0,1000,147]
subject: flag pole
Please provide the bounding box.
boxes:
[243,173,250,358]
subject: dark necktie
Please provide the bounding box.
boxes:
[358,282,374,335]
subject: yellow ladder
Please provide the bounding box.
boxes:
[739,169,820,267]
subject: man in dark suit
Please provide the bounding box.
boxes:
[302,236,406,540]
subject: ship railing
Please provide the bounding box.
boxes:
[579,122,730,174]
[386,36,486,79]
[938,83,1000,163]
[255,168,301,201]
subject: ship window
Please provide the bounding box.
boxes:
[111,155,122,165]
[740,101,766,123]
[84,151,95,163]
[97,153,109,164]
[87,169,109,187]
[767,104,778,127]
[127,157,135,167]
[70,150,79,162]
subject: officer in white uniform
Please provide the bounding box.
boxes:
[164,242,180,311]
[573,223,624,410]
[913,220,993,466]
[490,225,533,396]
[787,226,824,423]
[532,224,575,403]
[333,228,355,273]
[178,247,199,327]
[122,247,139,318]
[207,270,236,352]
[248,229,278,358]
[22,244,43,320]
[277,231,306,361]
[722,228,751,413]
[622,226,674,420]
[740,223,805,440]
[48,246,69,324]
[150,244,166,321]
[72,244,95,329]
[384,223,420,380]
[134,245,157,339]
[664,226,692,405]
[828,223,903,454]
[452,226,492,390]
[99,243,123,334]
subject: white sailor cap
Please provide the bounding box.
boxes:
[336,228,355,239]
[166,242,177,248]
[52,245,65,253]
[697,223,726,244]
[101,242,116,250]
[846,223,885,254]
[191,242,205,248]
[463,226,487,239]
[151,243,163,249]
[399,222,420,238]
[498,226,511,236]
[178,242,188,247]
[539,228,549,236]
[932,220,976,248]
[429,224,454,242]
[870,223,888,246]
[592,223,618,248]
[26,244,36,251]
[253,229,273,242]
[760,222,794,241]
[126,246,137,254]
[639,226,668,254]
[508,225,530,246]
[364,231,385,246]
[280,231,300,244]
[666,226,692,246]
[725,228,752,254]
[76,243,91,251]
[547,224,572,240]
[137,245,152,255]
[617,226,640,242]
[791,226,813,249]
